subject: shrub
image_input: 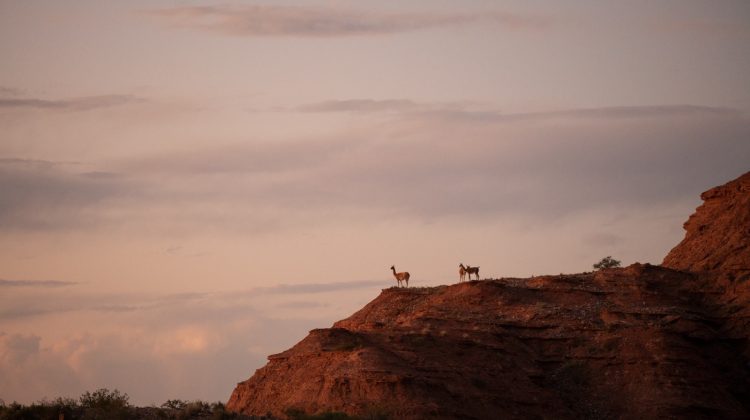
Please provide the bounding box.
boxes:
[1,402,55,420]
[79,388,129,410]
[176,401,211,420]
[0,397,82,420]
[208,402,233,420]
[79,388,131,420]
[52,397,79,420]
[161,399,188,410]
[593,256,621,270]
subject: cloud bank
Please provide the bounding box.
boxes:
[1,103,748,234]
[0,86,24,96]
[145,5,547,37]
[0,94,142,111]
[254,280,387,295]
[0,280,385,404]
[0,158,133,231]
[0,280,386,321]
[0,279,77,288]
[298,99,423,113]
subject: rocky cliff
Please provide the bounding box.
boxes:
[227,171,750,419]
[663,171,750,276]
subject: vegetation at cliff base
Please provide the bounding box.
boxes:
[0,389,257,420]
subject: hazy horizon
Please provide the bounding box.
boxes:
[2,0,749,405]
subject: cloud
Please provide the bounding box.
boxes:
[165,245,183,255]
[0,333,41,364]
[0,279,77,288]
[280,103,750,225]
[79,171,120,180]
[0,158,134,231]
[1,104,748,235]
[123,136,356,175]
[153,326,217,356]
[545,105,740,119]
[144,5,547,37]
[0,94,143,111]
[407,104,741,123]
[298,99,422,113]
[275,300,329,309]
[89,304,143,313]
[0,281,379,321]
[0,291,205,321]
[0,157,79,168]
[0,332,83,403]
[373,105,749,217]
[660,18,750,38]
[0,317,319,405]
[0,86,24,96]
[297,100,737,121]
[0,283,367,404]
[242,104,750,221]
[0,302,81,320]
[297,99,741,123]
[254,280,386,295]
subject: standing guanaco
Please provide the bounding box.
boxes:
[390,265,410,288]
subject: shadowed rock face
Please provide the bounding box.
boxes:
[227,171,750,419]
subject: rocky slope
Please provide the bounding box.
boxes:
[227,171,750,419]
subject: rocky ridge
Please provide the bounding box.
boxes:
[227,171,750,419]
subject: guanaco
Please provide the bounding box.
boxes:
[459,264,467,282]
[463,264,480,280]
[390,265,410,288]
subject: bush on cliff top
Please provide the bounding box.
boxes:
[593,256,621,270]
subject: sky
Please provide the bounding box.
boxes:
[1,0,750,406]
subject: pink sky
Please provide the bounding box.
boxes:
[1,0,750,405]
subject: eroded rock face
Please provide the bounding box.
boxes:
[663,171,750,276]
[227,172,750,419]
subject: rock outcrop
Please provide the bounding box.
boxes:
[227,171,750,419]
[663,171,750,277]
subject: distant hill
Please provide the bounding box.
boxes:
[227,171,750,419]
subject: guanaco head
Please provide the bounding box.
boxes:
[390,265,395,270]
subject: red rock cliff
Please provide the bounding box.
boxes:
[227,172,750,419]
[663,171,750,275]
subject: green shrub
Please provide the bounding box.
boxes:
[593,256,621,270]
